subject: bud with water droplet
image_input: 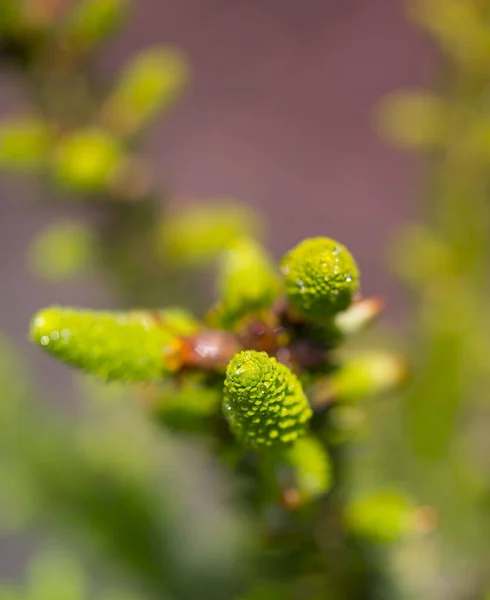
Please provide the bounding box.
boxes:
[281,237,359,320]
[223,350,312,448]
[30,307,194,381]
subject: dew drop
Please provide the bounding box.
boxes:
[259,381,269,393]
[40,336,50,346]
[34,315,46,329]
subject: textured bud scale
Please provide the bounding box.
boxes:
[281,237,359,319]
[223,350,312,448]
[30,307,188,382]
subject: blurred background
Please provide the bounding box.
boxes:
[0,0,436,344]
[4,1,490,599]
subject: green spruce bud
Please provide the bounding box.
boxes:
[52,129,123,192]
[281,237,359,320]
[102,47,188,135]
[28,221,95,282]
[343,489,417,543]
[0,116,52,171]
[64,0,129,51]
[281,436,332,504]
[310,351,407,408]
[223,350,312,448]
[375,91,448,150]
[30,307,186,382]
[159,202,262,267]
[328,351,407,402]
[216,237,281,327]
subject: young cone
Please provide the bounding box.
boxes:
[30,307,192,382]
[223,350,312,448]
[281,237,359,320]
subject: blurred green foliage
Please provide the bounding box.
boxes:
[64,0,129,51]
[159,202,263,267]
[28,220,95,281]
[52,128,124,192]
[102,47,188,135]
[0,117,53,171]
[368,0,490,596]
[343,489,416,544]
[2,0,490,599]
[214,237,280,327]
